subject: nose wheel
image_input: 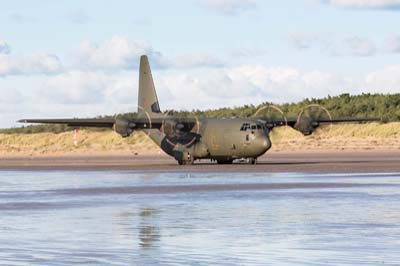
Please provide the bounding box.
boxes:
[178,160,194,165]
[248,158,257,165]
[176,152,194,165]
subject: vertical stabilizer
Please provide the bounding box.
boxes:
[137,55,165,149]
[138,55,161,116]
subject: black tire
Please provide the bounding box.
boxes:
[217,159,233,165]
[177,159,194,165]
[248,158,257,165]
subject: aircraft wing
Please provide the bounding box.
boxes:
[18,117,199,137]
[18,118,116,128]
[286,117,379,126]
[259,116,380,136]
[19,116,379,137]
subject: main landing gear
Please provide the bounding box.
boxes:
[215,158,257,165]
[177,157,257,165]
[217,159,233,164]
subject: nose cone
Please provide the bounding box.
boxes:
[253,134,272,156]
[262,135,272,150]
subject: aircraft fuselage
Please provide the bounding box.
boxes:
[153,118,272,164]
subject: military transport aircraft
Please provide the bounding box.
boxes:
[19,55,378,165]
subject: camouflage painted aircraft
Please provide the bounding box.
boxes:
[19,55,378,165]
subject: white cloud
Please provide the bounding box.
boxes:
[324,0,400,9]
[1,37,399,128]
[385,35,400,53]
[365,65,400,90]
[2,62,400,128]
[42,71,108,104]
[0,53,63,76]
[199,0,257,15]
[0,37,224,78]
[0,88,23,104]
[74,37,225,70]
[158,65,354,110]
[29,53,64,74]
[0,40,11,54]
[74,36,163,70]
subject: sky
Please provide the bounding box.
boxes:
[1,0,400,128]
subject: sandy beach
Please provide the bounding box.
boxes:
[1,150,399,173]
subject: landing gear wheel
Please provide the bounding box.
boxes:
[176,152,194,165]
[177,159,194,165]
[248,158,257,165]
[217,159,233,165]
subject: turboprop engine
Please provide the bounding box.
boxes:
[113,119,136,137]
[161,117,200,147]
[293,104,332,136]
[162,119,184,138]
[294,117,319,136]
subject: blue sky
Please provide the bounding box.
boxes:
[1,0,400,128]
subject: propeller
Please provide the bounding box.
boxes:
[254,104,288,128]
[253,105,289,146]
[113,105,152,138]
[294,104,332,136]
[160,112,200,148]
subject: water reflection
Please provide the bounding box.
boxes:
[138,208,160,249]
[1,171,400,265]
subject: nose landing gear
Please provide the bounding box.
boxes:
[175,152,195,165]
[248,158,257,165]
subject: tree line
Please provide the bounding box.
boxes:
[2,93,399,134]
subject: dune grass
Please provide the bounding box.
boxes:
[270,122,400,151]
[0,130,159,156]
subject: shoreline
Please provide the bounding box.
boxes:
[1,150,400,173]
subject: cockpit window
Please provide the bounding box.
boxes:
[240,123,262,131]
[240,123,250,131]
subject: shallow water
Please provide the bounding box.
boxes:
[1,171,400,265]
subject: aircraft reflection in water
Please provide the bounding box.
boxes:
[19,55,378,165]
[138,208,160,249]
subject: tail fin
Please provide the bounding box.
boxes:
[138,55,161,116]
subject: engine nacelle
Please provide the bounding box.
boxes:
[113,119,135,137]
[162,119,176,137]
[293,104,331,136]
[294,117,318,136]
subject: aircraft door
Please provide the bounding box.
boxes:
[208,127,222,154]
[223,129,237,156]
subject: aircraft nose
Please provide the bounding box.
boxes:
[260,134,272,151]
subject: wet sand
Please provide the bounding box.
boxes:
[1,150,400,173]
[2,170,400,265]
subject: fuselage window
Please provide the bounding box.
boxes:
[240,123,250,131]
